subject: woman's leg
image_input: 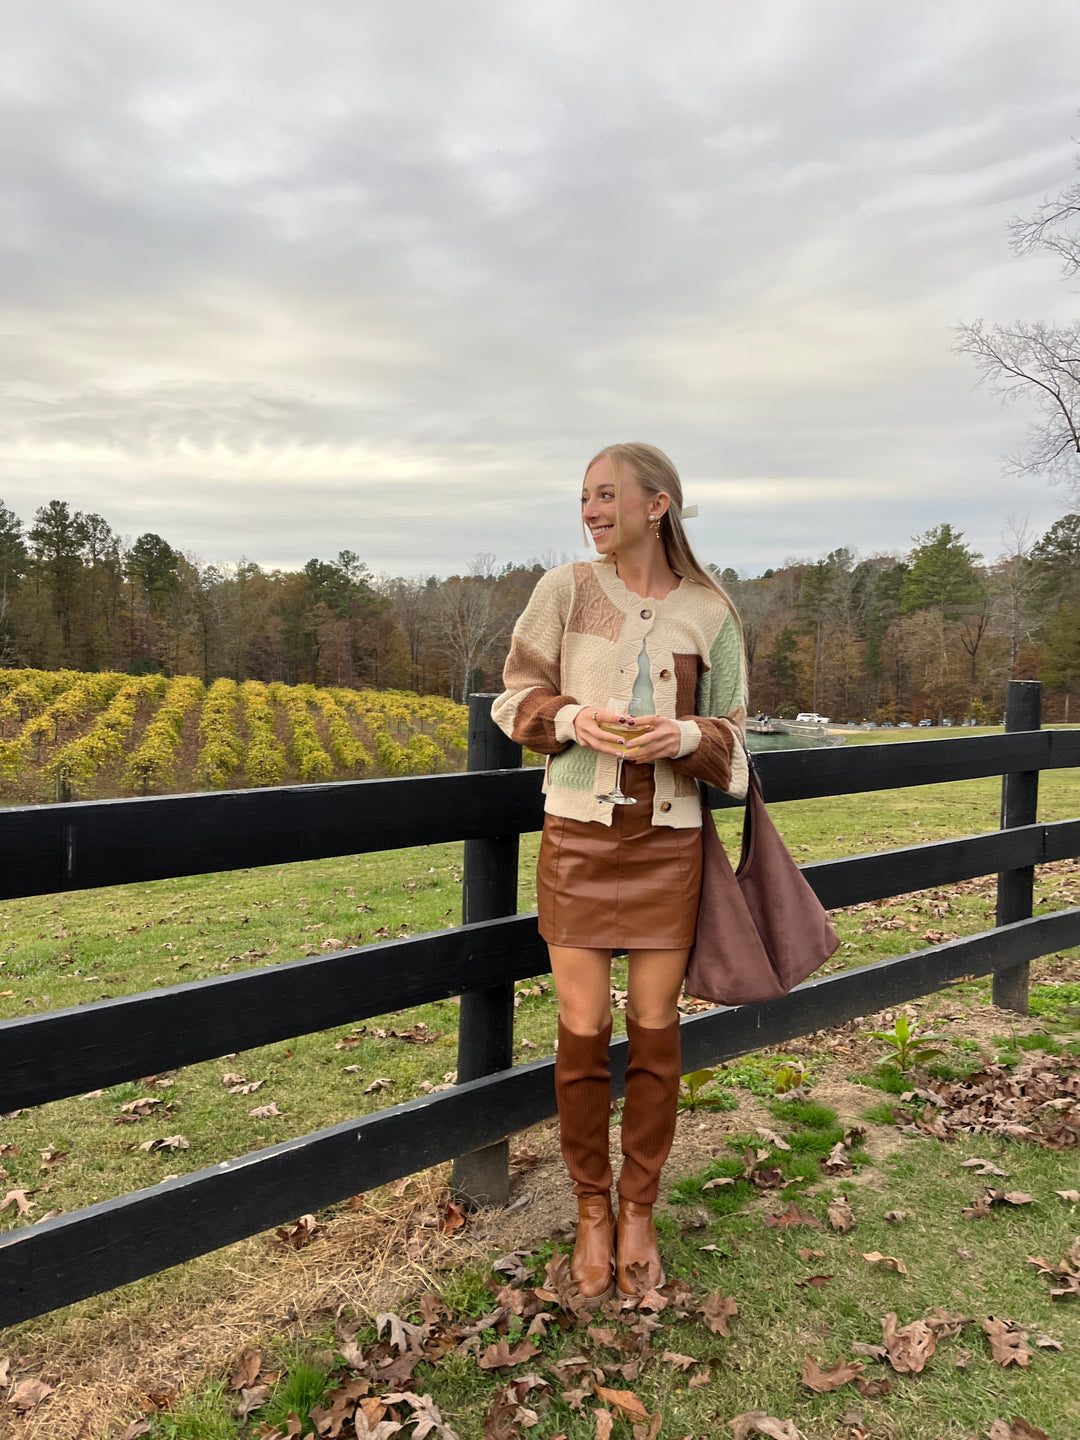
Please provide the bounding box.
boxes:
[548,944,616,1301]
[616,946,690,1295]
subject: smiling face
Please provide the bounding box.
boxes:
[582,453,667,555]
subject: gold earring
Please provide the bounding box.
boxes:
[649,514,662,540]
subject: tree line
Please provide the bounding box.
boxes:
[0,498,1077,720]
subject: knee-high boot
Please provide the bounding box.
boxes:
[554,1017,615,1302]
[616,1016,681,1296]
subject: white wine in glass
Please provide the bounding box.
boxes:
[595,696,645,805]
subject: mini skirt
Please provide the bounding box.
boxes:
[536,760,703,949]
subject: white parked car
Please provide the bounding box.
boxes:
[795,712,830,724]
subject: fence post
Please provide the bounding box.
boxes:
[452,693,522,1208]
[993,679,1042,1015]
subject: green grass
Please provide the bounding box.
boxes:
[139,1116,1080,1440]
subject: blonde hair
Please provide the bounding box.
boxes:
[582,442,742,637]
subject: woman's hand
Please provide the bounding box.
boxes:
[621,714,683,762]
[572,706,639,755]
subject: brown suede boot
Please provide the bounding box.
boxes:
[555,1018,615,1302]
[616,1016,681,1297]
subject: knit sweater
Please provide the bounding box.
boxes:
[492,559,748,828]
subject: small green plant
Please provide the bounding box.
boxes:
[678,1068,739,1112]
[772,1059,806,1094]
[864,1013,946,1072]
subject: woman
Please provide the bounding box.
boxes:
[492,442,748,1302]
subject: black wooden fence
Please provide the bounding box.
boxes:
[0,679,1078,1331]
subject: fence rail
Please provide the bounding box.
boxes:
[1,680,1078,1330]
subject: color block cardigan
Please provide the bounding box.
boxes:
[491,560,748,828]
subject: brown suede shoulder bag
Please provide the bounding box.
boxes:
[684,752,840,1006]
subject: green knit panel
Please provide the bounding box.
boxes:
[548,744,599,792]
[696,611,745,718]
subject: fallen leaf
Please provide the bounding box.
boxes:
[593,1387,649,1422]
[883,1210,907,1224]
[702,1176,736,1190]
[754,1127,792,1151]
[800,1353,863,1392]
[594,1410,614,1440]
[862,1252,907,1273]
[660,1351,696,1370]
[9,1377,53,1410]
[960,1157,1009,1177]
[1034,1334,1063,1350]
[230,1348,262,1391]
[365,1077,393,1094]
[982,1317,1032,1368]
[439,1200,467,1236]
[272,1214,320,1250]
[986,1421,1051,1440]
[728,1413,807,1440]
[248,1103,282,1118]
[795,1274,832,1289]
[1055,1189,1080,1203]
[827,1197,855,1233]
[854,1374,892,1398]
[0,1189,36,1216]
[881,1313,936,1374]
[237,1385,270,1420]
[850,1342,887,1360]
[765,1202,820,1230]
[797,1248,825,1262]
[137,1134,189,1153]
[589,1327,618,1347]
[38,1146,68,1171]
[0,1358,8,1386]
[821,1142,852,1175]
[478,1338,540,1371]
[119,1423,152,1439]
[699,1289,739,1336]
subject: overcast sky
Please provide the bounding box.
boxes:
[2,1,1079,579]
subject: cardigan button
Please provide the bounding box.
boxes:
[640,608,652,619]
[659,800,672,812]
[659,668,671,680]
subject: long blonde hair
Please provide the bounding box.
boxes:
[583,442,742,635]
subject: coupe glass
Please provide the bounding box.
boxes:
[594,696,646,805]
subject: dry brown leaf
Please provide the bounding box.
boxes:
[850,1342,887,1359]
[593,1387,649,1422]
[765,1201,820,1230]
[0,1357,9,1387]
[272,1214,320,1250]
[478,1338,540,1371]
[237,1385,270,1420]
[800,1353,863,1392]
[364,1077,393,1094]
[1055,1189,1080,1203]
[883,1210,907,1224]
[660,1351,696,1370]
[38,1145,68,1170]
[229,1348,262,1391]
[699,1288,739,1336]
[0,1189,36,1216]
[960,1157,1008,1177]
[795,1274,832,1289]
[827,1196,855,1233]
[439,1200,467,1236]
[594,1410,614,1440]
[797,1248,825,1261]
[632,1412,663,1440]
[119,1423,152,1439]
[249,1102,282,1118]
[702,1177,736,1190]
[9,1377,53,1410]
[862,1251,907,1273]
[881,1313,936,1374]
[755,1126,792,1150]
[729,1413,807,1440]
[925,1307,970,1339]
[982,1317,1032,1368]
[986,1419,1051,1439]
[588,1327,618,1347]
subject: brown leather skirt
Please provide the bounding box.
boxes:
[537,761,703,949]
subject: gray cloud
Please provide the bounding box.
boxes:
[1,0,1078,576]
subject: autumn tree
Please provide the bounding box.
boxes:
[954,132,1080,501]
[0,499,26,665]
